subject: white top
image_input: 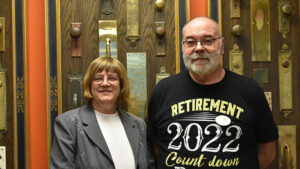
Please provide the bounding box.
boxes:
[95,110,136,169]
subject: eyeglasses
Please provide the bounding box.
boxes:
[93,76,119,84]
[182,37,222,48]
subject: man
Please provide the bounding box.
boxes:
[147,16,278,169]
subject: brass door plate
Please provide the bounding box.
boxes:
[126,0,140,46]
[264,92,272,110]
[278,125,297,169]
[156,67,170,84]
[278,44,293,119]
[278,0,291,38]
[155,22,166,56]
[127,52,147,119]
[230,0,241,18]
[68,73,83,109]
[0,64,7,139]
[0,17,5,52]
[229,44,244,75]
[250,0,271,62]
[98,20,117,58]
[254,68,268,83]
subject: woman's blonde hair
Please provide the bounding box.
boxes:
[83,56,130,109]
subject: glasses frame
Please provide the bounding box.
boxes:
[182,37,222,48]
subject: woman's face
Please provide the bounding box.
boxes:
[91,70,121,105]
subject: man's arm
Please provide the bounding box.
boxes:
[257,141,277,169]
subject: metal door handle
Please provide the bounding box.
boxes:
[73,93,78,108]
[106,38,111,57]
[283,144,292,169]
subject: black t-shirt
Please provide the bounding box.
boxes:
[147,69,278,169]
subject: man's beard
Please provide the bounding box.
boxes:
[183,48,221,75]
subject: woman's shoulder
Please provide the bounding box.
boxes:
[55,104,91,123]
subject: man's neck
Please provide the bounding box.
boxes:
[189,66,225,85]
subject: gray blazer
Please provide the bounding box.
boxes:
[50,104,148,169]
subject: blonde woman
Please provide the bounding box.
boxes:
[50,56,148,169]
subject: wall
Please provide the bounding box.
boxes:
[24,0,208,168]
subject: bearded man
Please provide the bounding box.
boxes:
[147,16,278,169]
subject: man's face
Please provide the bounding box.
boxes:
[182,18,224,75]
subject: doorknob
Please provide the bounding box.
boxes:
[70,27,81,39]
[155,25,165,37]
[231,24,243,36]
[281,4,292,15]
[155,0,165,11]
[0,17,5,52]
[70,22,82,57]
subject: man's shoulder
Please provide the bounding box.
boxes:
[226,69,258,86]
[157,70,187,85]
[226,69,264,99]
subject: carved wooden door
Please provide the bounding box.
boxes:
[58,1,182,117]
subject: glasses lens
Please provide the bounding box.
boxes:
[202,39,215,46]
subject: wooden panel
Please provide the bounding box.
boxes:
[222,0,279,119]
[60,0,100,111]
[0,0,14,168]
[221,0,300,168]
[60,0,176,112]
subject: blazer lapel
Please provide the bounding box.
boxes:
[119,110,140,166]
[81,105,113,161]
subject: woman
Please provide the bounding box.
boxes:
[50,56,148,169]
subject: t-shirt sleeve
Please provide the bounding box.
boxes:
[147,86,158,140]
[146,85,162,168]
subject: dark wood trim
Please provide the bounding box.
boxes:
[15,0,26,168]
